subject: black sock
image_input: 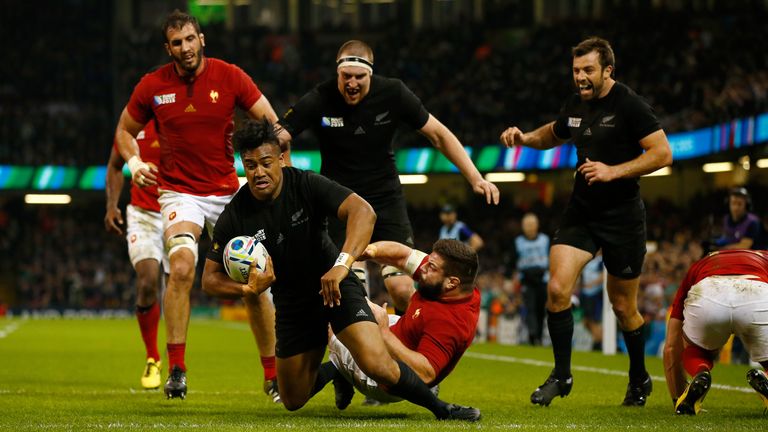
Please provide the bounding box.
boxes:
[387,361,449,418]
[548,308,574,380]
[310,361,339,397]
[136,303,155,314]
[623,325,647,382]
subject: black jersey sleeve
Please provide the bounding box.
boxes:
[305,171,355,218]
[552,99,574,140]
[621,93,662,143]
[396,80,430,130]
[207,201,238,264]
[279,87,323,138]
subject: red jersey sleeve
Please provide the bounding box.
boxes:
[416,317,461,381]
[231,64,262,111]
[125,74,156,125]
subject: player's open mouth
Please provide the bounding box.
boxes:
[253,179,270,189]
[345,88,360,97]
[578,82,593,94]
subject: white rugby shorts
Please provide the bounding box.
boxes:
[158,189,235,238]
[329,314,403,403]
[683,275,768,361]
[126,204,164,269]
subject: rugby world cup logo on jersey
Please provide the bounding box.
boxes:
[321,117,344,128]
[153,93,176,106]
[253,229,266,242]
[567,117,582,128]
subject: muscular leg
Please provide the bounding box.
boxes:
[546,245,593,379]
[163,221,202,370]
[276,348,326,411]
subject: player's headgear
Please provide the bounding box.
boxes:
[336,56,373,74]
[729,187,752,210]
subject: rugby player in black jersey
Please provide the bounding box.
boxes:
[202,118,481,421]
[277,40,498,313]
[500,37,672,407]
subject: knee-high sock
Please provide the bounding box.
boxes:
[386,361,450,419]
[136,303,160,361]
[623,325,648,381]
[548,308,574,379]
[682,344,714,377]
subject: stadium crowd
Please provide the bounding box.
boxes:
[2,3,767,165]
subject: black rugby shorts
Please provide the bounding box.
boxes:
[273,277,377,358]
[553,198,646,279]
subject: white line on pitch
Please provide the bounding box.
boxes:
[0,321,22,339]
[464,351,754,393]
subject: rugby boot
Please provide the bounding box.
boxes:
[332,376,354,410]
[440,404,482,422]
[622,373,653,406]
[675,370,711,415]
[531,370,573,406]
[263,379,281,404]
[746,369,768,413]
[140,358,162,390]
[164,365,187,400]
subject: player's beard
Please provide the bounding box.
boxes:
[416,281,443,301]
[175,46,203,75]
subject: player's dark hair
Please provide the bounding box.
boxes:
[161,9,201,42]
[432,239,479,290]
[572,37,615,72]
[234,118,280,153]
[337,40,374,64]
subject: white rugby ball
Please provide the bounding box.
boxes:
[223,236,269,283]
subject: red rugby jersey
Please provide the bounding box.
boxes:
[126,58,262,196]
[670,249,768,320]
[391,254,481,385]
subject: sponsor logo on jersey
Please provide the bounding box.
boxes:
[209,90,219,103]
[412,308,421,319]
[213,241,220,251]
[355,309,369,317]
[137,130,146,140]
[169,211,177,221]
[254,228,266,242]
[153,93,176,106]
[374,111,391,125]
[276,233,284,244]
[130,234,137,243]
[184,103,196,113]
[600,114,615,127]
[321,117,344,127]
[354,126,366,135]
[567,117,582,127]
[150,140,160,148]
[583,127,592,136]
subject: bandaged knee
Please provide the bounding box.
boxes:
[166,232,198,262]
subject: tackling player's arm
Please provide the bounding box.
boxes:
[319,193,376,307]
[104,146,126,235]
[202,257,275,300]
[115,108,156,186]
[420,115,499,205]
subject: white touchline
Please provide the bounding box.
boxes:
[464,351,754,393]
[0,321,21,339]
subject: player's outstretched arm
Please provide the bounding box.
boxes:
[115,108,156,187]
[104,147,126,235]
[420,115,499,205]
[500,121,565,151]
[663,317,688,404]
[359,241,413,268]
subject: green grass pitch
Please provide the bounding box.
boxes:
[0,317,765,431]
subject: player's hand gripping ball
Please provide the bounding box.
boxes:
[223,236,269,283]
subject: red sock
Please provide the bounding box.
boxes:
[261,356,276,381]
[136,303,161,361]
[682,344,714,376]
[167,343,187,372]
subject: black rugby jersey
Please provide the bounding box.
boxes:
[552,82,661,204]
[279,75,430,203]
[207,167,354,306]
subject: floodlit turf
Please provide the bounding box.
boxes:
[1,317,766,431]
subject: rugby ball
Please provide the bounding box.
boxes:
[223,236,269,283]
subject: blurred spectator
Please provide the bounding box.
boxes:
[438,204,484,251]
[514,213,549,345]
